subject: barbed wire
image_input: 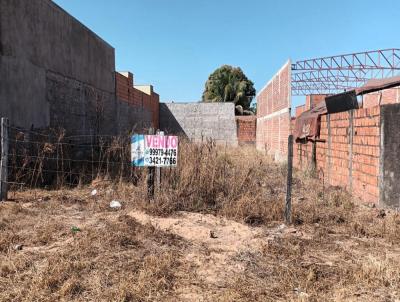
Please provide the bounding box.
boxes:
[7,125,130,137]
[6,138,129,149]
[9,153,130,165]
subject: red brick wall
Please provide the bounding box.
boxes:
[151,92,160,130]
[351,107,380,202]
[115,72,159,128]
[363,88,400,108]
[305,94,328,110]
[293,106,381,204]
[236,116,256,144]
[256,61,291,160]
[115,72,132,103]
[295,105,306,117]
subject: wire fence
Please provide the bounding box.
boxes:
[3,124,141,191]
[0,117,263,205]
[0,117,296,226]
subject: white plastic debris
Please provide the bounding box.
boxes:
[109,200,122,209]
[91,189,98,196]
[277,224,286,231]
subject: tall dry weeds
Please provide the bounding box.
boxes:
[140,140,286,224]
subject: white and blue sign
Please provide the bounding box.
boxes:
[131,134,178,167]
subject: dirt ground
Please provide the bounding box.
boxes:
[1,184,400,301]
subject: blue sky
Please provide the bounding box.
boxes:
[54,0,400,107]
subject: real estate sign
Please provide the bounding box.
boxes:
[131,134,178,167]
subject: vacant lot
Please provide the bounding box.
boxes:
[1,144,400,301]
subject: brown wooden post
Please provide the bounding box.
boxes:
[285,135,293,224]
[312,140,317,176]
[0,118,9,201]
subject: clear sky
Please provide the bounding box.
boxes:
[53,0,400,107]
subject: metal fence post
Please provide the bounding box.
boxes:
[285,135,293,224]
[147,127,155,200]
[0,118,9,201]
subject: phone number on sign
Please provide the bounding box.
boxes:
[147,156,177,165]
[149,148,177,157]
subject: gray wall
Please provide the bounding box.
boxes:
[116,100,153,134]
[160,102,238,146]
[47,72,152,136]
[380,104,400,208]
[0,0,151,134]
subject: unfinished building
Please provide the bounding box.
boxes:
[257,49,400,207]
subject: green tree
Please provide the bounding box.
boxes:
[202,65,256,110]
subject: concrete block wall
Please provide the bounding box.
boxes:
[46,71,114,135]
[0,0,154,136]
[236,116,256,145]
[380,104,400,208]
[0,0,115,130]
[159,103,238,146]
[293,106,381,204]
[116,100,152,134]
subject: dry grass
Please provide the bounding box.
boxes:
[0,197,187,301]
[1,141,400,301]
[216,190,400,301]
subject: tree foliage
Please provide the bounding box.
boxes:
[202,65,256,110]
[250,102,257,114]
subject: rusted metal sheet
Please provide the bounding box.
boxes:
[293,101,326,141]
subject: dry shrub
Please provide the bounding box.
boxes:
[293,186,353,227]
[142,141,286,225]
